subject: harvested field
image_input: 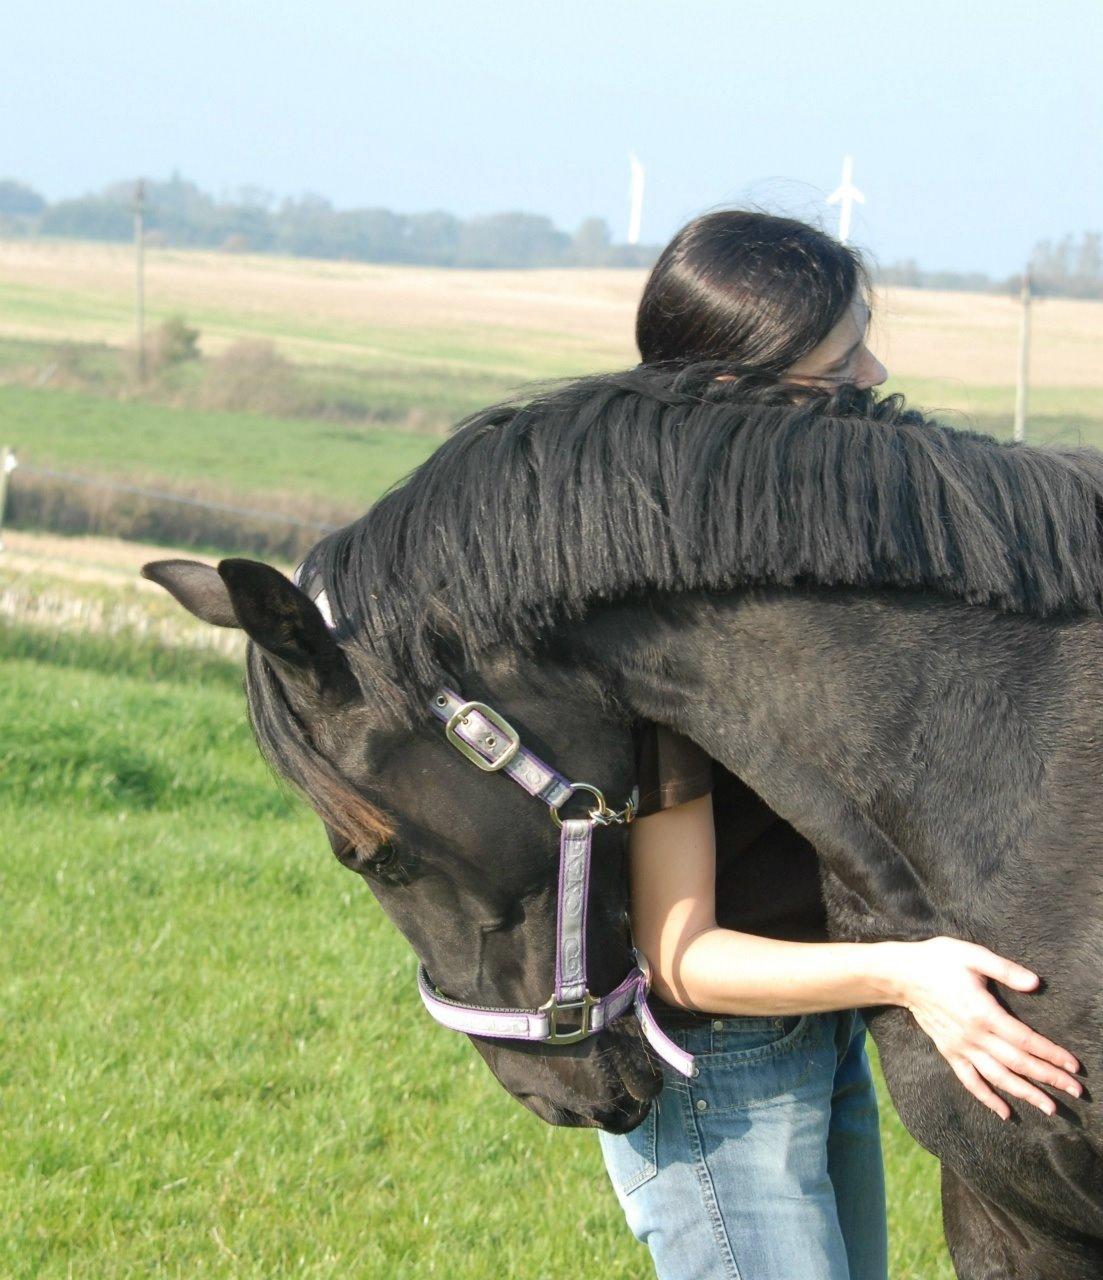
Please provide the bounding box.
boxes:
[2,238,1102,390]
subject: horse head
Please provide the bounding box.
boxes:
[144,556,664,1132]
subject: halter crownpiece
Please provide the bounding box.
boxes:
[290,571,693,1077]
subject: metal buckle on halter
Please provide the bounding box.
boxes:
[539,991,599,1044]
[444,701,521,772]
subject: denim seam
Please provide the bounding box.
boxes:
[617,1103,659,1195]
[677,1082,743,1280]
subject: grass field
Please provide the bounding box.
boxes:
[0,384,439,515]
[0,609,953,1279]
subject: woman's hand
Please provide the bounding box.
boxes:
[882,937,1082,1120]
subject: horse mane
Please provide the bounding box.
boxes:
[303,361,1103,713]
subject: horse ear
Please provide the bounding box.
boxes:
[143,557,356,698]
[141,559,238,627]
[215,558,356,698]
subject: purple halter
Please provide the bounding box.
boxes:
[296,574,693,1078]
[420,688,694,1077]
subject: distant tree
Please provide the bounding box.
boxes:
[0,179,46,216]
[874,260,994,294]
[607,242,661,268]
[274,193,338,257]
[333,208,405,261]
[403,210,462,265]
[40,196,132,241]
[570,217,613,265]
[877,258,923,288]
[456,212,570,268]
[1076,232,1103,284]
[1032,231,1103,299]
[209,203,275,252]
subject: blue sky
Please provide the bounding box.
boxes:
[3,1,1100,274]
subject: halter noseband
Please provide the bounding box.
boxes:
[296,574,694,1078]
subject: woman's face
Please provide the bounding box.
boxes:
[784,295,888,391]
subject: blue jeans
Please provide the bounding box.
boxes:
[598,1009,888,1280]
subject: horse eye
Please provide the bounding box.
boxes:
[370,841,397,868]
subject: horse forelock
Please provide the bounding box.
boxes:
[298,362,1103,716]
[243,643,396,849]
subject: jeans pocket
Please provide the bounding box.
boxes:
[597,1099,658,1196]
[687,1014,822,1111]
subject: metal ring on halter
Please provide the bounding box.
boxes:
[549,782,611,828]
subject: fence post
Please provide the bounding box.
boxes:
[0,446,16,552]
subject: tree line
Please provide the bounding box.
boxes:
[1,174,1100,295]
[0,174,657,269]
[879,233,1103,301]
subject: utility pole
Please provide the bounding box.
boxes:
[1013,268,1032,443]
[134,179,146,382]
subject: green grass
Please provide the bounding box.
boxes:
[0,384,441,512]
[888,377,1103,449]
[0,330,526,428]
[1,623,951,1278]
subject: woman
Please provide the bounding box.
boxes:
[596,211,1082,1280]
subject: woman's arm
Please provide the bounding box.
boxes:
[631,794,1083,1120]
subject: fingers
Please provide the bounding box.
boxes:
[966,944,1040,992]
[982,1032,1082,1096]
[985,1006,1080,1075]
[950,1058,1011,1121]
[971,1052,1060,1116]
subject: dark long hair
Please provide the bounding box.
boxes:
[636,210,869,383]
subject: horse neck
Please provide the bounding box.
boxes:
[572,586,1103,949]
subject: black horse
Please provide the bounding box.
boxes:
[146,366,1103,1278]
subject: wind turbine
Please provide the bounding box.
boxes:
[826,154,865,244]
[627,152,645,246]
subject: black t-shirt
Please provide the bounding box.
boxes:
[632,720,829,1026]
